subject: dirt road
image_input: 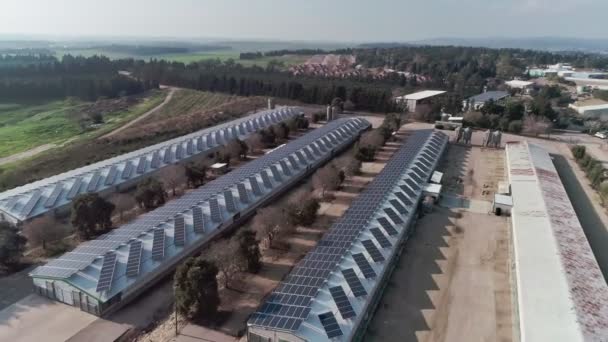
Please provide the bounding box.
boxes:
[100,87,176,140]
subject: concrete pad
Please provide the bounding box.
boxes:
[0,294,97,342]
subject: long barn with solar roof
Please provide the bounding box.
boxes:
[247,129,448,341]
[29,117,370,316]
[0,107,303,225]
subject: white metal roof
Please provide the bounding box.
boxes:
[506,141,608,342]
[0,107,303,222]
[30,118,371,304]
[505,80,534,88]
[403,90,446,101]
[248,130,449,341]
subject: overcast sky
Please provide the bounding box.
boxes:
[1,0,607,41]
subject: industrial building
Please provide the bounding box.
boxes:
[569,99,608,120]
[0,107,303,225]
[463,90,510,110]
[506,141,608,342]
[247,129,448,342]
[29,117,371,316]
[394,90,446,112]
[505,80,535,94]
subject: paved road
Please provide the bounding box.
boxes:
[0,265,39,311]
[99,87,176,140]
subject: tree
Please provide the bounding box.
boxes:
[0,222,26,269]
[589,163,604,188]
[271,123,289,141]
[226,139,248,161]
[135,178,167,210]
[174,257,220,320]
[285,197,320,227]
[71,193,115,240]
[523,115,552,137]
[159,164,186,197]
[185,162,207,188]
[110,193,136,222]
[508,120,523,133]
[237,230,261,273]
[205,239,243,289]
[313,164,342,197]
[22,216,68,250]
[571,145,586,160]
[356,145,377,162]
[246,133,265,154]
[252,206,287,248]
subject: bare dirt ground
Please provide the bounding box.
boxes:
[100,87,175,140]
[366,142,515,342]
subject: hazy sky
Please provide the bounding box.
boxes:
[1,0,607,41]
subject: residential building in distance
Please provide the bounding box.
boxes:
[463,90,510,110]
[505,80,535,94]
[394,90,446,112]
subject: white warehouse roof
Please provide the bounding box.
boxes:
[0,107,303,223]
[248,130,449,341]
[402,90,446,101]
[30,118,371,305]
[506,141,608,342]
[505,80,534,88]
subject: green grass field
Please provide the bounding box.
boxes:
[144,89,236,122]
[54,48,309,68]
[0,90,166,158]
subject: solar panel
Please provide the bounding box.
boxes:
[296,151,307,164]
[395,191,414,208]
[341,268,367,297]
[175,144,184,160]
[400,184,417,199]
[152,229,165,261]
[288,155,299,170]
[270,165,283,182]
[96,252,117,292]
[163,148,173,164]
[44,183,64,208]
[237,183,249,203]
[150,151,161,169]
[136,156,147,174]
[174,215,186,246]
[303,148,315,160]
[318,312,343,338]
[405,178,421,191]
[122,161,134,179]
[249,176,263,196]
[389,199,408,215]
[383,207,404,225]
[20,190,42,217]
[196,136,205,151]
[186,140,194,155]
[362,240,385,262]
[224,190,237,213]
[261,170,273,189]
[126,241,143,277]
[192,206,205,234]
[279,160,292,176]
[209,198,222,222]
[105,165,118,185]
[239,123,246,136]
[87,172,102,192]
[377,217,398,236]
[370,228,392,248]
[329,286,356,319]
[310,144,321,155]
[66,178,83,199]
[352,253,376,278]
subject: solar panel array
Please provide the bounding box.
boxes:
[31,118,370,300]
[329,286,356,319]
[96,252,117,292]
[0,107,303,222]
[126,241,143,277]
[249,129,448,337]
[319,312,343,338]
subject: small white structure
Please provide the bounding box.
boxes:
[423,183,442,200]
[431,171,443,184]
[497,181,510,195]
[210,163,228,175]
[505,80,535,94]
[395,90,446,112]
[492,194,513,215]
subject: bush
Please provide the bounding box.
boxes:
[174,257,220,320]
[356,145,376,162]
[571,145,586,160]
[508,120,523,133]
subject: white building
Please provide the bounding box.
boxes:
[464,90,510,110]
[506,141,608,342]
[505,80,535,94]
[395,90,446,112]
[569,99,608,120]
